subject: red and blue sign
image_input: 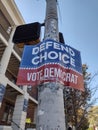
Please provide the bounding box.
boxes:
[0,84,5,102]
[17,39,84,91]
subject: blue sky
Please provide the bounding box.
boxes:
[15,0,98,103]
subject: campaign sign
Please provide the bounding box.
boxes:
[0,84,5,102]
[17,39,84,91]
[23,99,28,112]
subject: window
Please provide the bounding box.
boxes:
[2,103,14,125]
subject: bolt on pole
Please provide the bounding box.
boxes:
[36,0,66,130]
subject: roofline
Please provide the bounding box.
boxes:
[1,0,25,25]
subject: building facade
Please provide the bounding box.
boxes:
[0,0,38,130]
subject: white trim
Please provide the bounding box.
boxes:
[7,79,38,105]
[29,95,38,105]
[12,49,21,61]
[0,33,8,46]
[1,0,25,25]
[7,79,24,94]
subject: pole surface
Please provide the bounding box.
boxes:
[36,0,66,130]
[44,0,59,41]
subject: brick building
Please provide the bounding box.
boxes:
[0,0,38,130]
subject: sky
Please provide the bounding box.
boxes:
[14,0,98,103]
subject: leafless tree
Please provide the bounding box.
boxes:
[64,64,98,130]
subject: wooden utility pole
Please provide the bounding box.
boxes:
[36,0,66,130]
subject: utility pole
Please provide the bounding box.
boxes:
[36,0,66,130]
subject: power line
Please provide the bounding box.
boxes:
[57,0,63,24]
